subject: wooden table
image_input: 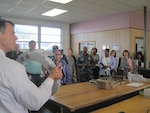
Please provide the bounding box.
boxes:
[92,95,150,113]
[49,81,150,113]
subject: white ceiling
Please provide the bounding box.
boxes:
[0,0,150,24]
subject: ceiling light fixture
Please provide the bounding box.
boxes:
[42,8,68,17]
[48,0,73,4]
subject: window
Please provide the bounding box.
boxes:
[15,25,62,51]
[40,27,61,51]
[15,24,38,49]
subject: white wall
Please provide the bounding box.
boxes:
[4,17,70,56]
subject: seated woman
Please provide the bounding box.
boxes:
[53,49,71,85]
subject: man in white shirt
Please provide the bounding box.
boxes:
[23,40,45,87]
[0,19,62,113]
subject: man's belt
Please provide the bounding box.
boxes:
[27,73,40,76]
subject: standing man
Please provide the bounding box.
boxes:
[76,46,95,82]
[23,40,45,87]
[0,19,62,113]
[6,43,23,60]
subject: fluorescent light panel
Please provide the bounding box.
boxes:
[48,0,73,4]
[42,8,68,17]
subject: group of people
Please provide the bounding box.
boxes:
[6,41,76,87]
[7,41,145,85]
[99,49,144,77]
[76,46,145,82]
[48,45,77,85]
[0,19,146,113]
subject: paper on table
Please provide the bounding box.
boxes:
[126,82,145,87]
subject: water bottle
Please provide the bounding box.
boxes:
[127,72,131,82]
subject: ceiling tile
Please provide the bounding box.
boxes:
[9,7,29,13]
[21,0,45,4]
[0,0,18,7]
[16,2,37,9]
[26,6,53,14]
[0,0,149,24]
[42,1,64,8]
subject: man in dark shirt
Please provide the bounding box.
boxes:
[6,44,23,60]
[76,46,95,82]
